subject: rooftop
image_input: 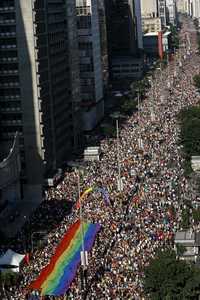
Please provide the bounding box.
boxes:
[143,31,171,37]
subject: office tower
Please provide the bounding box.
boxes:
[141,0,159,18]
[134,0,144,50]
[105,0,138,56]
[76,0,104,131]
[141,0,161,32]
[98,0,109,89]
[166,0,177,25]
[193,0,200,19]
[0,0,81,197]
[104,0,143,81]
[158,0,167,27]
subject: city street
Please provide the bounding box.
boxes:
[1,15,200,300]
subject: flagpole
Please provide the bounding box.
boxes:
[116,119,123,207]
[77,169,86,297]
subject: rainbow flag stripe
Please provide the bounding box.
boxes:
[29,220,100,296]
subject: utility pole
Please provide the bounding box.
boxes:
[116,119,123,198]
[137,92,143,149]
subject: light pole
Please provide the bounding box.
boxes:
[116,118,122,194]
[160,62,163,82]
[150,77,155,122]
[137,91,143,150]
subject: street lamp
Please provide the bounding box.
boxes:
[110,112,124,194]
[136,91,143,150]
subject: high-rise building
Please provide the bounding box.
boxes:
[98,0,109,89]
[141,0,168,31]
[166,0,177,25]
[0,0,81,197]
[76,0,104,131]
[104,0,143,81]
[141,0,161,33]
[158,0,167,27]
[105,0,138,56]
[141,0,159,18]
[134,0,144,50]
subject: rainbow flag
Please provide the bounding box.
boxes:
[76,187,93,209]
[29,220,100,296]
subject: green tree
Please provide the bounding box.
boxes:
[181,208,190,229]
[179,106,200,176]
[144,249,200,300]
[101,125,116,137]
[176,243,186,257]
[121,99,137,115]
[192,208,200,224]
[193,75,200,89]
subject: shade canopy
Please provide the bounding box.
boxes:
[0,249,25,272]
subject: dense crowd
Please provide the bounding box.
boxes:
[1,17,200,300]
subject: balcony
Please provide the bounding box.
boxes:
[0,19,15,25]
[0,45,17,50]
[0,107,21,113]
[0,57,18,63]
[0,70,18,75]
[0,32,16,37]
[1,119,22,126]
[0,95,20,101]
[0,82,19,88]
[0,7,15,12]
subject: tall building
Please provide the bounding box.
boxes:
[76,0,104,131]
[134,0,144,50]
[176,0,185,13]
[104,0,143,81]
[105,0,138,56]
[190,0,200,19]
[98,0,109,89]
[141,0,162,32]
[141,0,159,18]
[166,0,177,25]
[141,0,168,31]
[0,0,81,197]
[158,0,167,27]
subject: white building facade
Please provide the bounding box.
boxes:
[166,0,177,25]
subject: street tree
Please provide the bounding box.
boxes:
[143,249,200,300]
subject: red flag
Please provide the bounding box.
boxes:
[76,200,80,209]
[24,253,30,265]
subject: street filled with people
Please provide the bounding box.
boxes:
[1,16,200,300]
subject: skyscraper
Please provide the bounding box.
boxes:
[105,0,143,81]
[158,0,167,27]
[76,0,104,131]
[105,0,138,57]
[166,0,177,25]
[0,0,81,197]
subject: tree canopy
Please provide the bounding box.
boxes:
[193,74,200,89]
[143,249,200,300]
[178,106,200,175]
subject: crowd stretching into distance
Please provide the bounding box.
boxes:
[1,16,200,300]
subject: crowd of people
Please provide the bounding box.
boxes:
[1,16,200,300]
